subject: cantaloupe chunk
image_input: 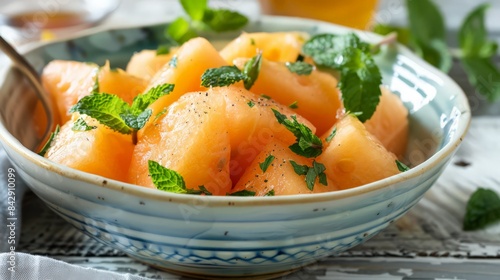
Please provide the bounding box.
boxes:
[128,91,232,195]
[318,114,401,190]
[232,139,337,196]
[210,86,316,184]
[42,61,148,124]
[42,60,98,124]
[140,37,228,135]
[364,87,408,158]
[233,58,342,135]
[220,32,308,63]
[98,61,148,105]
[45,114,134,182]
[126,48,178,81]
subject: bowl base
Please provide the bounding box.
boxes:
[129,255,303,280]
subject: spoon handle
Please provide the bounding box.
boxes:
[0,36,56,149]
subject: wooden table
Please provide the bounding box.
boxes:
[13,0,500,278]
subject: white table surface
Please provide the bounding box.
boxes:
[2,0,500,279]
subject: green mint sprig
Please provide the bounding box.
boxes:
[69,83,174,144]
[272,109,323,158]
[201,53,263,90]
[458,4,500,102]
[164,0,248,46]
[302,33,382,123]
[72,118,97,132]
[38,125,60,156]
[374,2,500,102]
[285,61,314,75]
[463,188,500,231]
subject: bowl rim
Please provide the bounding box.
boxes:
[0,15,472,206]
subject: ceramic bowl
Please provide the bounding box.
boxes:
[0,17,470,278]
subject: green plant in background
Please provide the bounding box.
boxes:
[158,0,248,52]
[374,0,500,102]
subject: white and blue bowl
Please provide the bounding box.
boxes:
[0,17,470,278]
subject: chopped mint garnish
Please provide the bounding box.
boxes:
[285,61,313,75]
[259,155,275,173]
[38,125,60,156]
[72,117,97,132]
[272,109,322,158]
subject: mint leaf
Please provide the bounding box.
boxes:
[372,24,411,46]
[464,188,500,230]
[38,125,60,156]
[72,117,97,131]
[290,160,327,191]
[202,8,248,32]
[247,100,255,108]
[458,4,500,102]
[325,128,337,143]
[272,109,322,158]
[259,155,275,173]
[201,66,246,88]
[264,189,275,196]
[242,52,262,90]
[156,45,171,55]
[229,190,256,196]
[130,83,174,114]
[148,160,187,193]
[123,83,174,130]
[180,0,207,21]
[289,101,298,109]
[303,33,382,122]
[69,93,132,134]
[302,33,370,62]
[396,160,410,172]
[286,61,313,75]
[122,109,152,131]
[290,160,308,175]
[406,0,451,72]
[338,49,382,122]
[461,57,500,102]
[167,17,198,44]
[92,76,99,94]
[459,4,498,58]
[261,94,271,100]
[201,53,261,90]
[186,185,212,195]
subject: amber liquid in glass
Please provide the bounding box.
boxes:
[3,11,88,30]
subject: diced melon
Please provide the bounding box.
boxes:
[45,114,134,182]
[126,48,178,81]
[364,87,409,158]
[210,86,316,184]
[42,60,98,124]
[232,138,337,196]
[140,37,228,136]
[220,32,309,63]
[128,91,232,195]
[98,61,148,105]
[318,114,401,190]
[234,58,342,135]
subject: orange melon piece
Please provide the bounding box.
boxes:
[129,91,232,195]
[220,32,308,63]
[140,37,228,135]
[364,87,409,158]
[126,48,178,81]
[42,60,98,124]
[210,86,316,184]
[234,58,342,135]
[45,114,134,182]
[232,138,337,196]
[98,61,148,105]
[318,114,401,190]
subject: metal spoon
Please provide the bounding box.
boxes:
[0,36,55,150]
